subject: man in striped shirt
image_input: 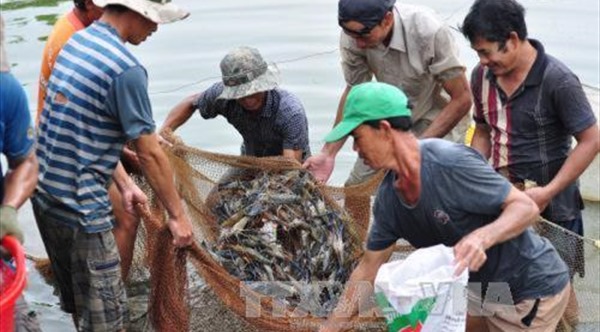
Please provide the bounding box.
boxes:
[38,0,143,283]
[32,1,193,330]
[462,0,599,328]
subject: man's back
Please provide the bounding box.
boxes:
[37,21,143,230]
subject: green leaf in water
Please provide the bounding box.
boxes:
[35,13,59,26]
[0,0,69,11]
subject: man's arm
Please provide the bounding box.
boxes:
[3,151,38,209]
[305,38,372,182]
[333,85,352,126]
[111,161,147,215]
[133,133,192,247]
[302,85,351,182]
[470,123,492,159]
[160,93,201,133]
[454,186,539,274]
[320,245,395,332]
[419,73,472,139]
[1,151,38,244]
[525,123,600,211]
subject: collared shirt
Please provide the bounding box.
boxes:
[195,82,311,160]
[340,3,464,124]
[471,39,597,221]
[38,10,85,120]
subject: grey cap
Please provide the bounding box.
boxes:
[338,0,396,28]
[218,46,280,100]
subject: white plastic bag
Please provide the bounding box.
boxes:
[374,244,469,332]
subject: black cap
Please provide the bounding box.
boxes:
[338,0,396,28]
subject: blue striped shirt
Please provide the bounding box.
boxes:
[36,21,155,232]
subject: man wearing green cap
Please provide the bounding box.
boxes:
[319,82,571,332]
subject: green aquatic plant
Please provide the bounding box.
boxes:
[35,13,59,26]
[0,0,68,11]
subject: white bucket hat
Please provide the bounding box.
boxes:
[92,0,189,24]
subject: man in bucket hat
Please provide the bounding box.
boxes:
[33,0,193,330]
[461,0,599,326]
[162,46,311,162]
[37,0,143,283]
[318,82,570,332]
[304,0,472,186]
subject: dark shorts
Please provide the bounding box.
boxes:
[32,194,128,331]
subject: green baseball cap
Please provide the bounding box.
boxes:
[324,82,411,142]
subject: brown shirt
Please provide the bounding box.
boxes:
[340,4,465,128]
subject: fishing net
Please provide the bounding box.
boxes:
[26,127,599,331]
[533,218,600,332]
[126,130,386,332]
[122,130,599,332]
[504,181,600,332]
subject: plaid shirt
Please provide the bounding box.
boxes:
[195,82,311,160]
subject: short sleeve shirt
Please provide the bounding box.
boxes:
[105,66,156,140]
[0,72,35,201]
[195,82,311,160]
[470,39,597,221]
[340,4,464,123]
[368,139,569,303]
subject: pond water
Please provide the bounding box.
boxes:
[1,0,598,330]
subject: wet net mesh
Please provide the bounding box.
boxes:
[123,130,599,332]
[127,130,386,332]
[533,219,600,332]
